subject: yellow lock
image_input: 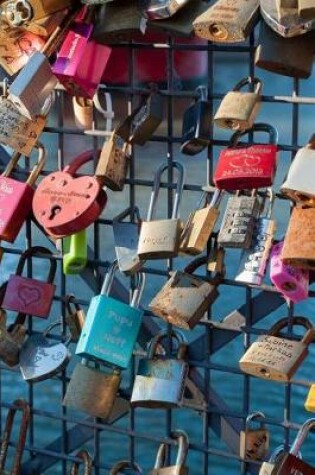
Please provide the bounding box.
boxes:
[305,385,315,412]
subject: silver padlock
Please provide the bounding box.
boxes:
[138,161,185,260]
[259,445,286,475]
[214,77,262,131]
[113,206,143,275]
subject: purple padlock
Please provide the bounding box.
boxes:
[270,241,309,303]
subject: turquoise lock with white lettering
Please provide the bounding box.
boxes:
[76,261,145,369]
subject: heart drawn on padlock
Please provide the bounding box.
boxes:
[19,324,71,382]
[229,153,261,169]
[18,285,41,307]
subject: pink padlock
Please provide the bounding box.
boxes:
[52,7,111,98]
[270,241,309,303]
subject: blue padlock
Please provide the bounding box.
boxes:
[76,261,145,369]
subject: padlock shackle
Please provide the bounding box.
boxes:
[64,149,101,176]
[0,399,30,475]
[70,449,93,475]
[261,188,275,219]
[113,206,141,224]
[93,84,114,133]
[147,161,185,221]
[2,142,47,186]
[230,123,278,147]
[154,442,167,469]
[196,85,208,102]
[15,246,57,284]
[43,320,72,346]
[109,460,143,474]
[173,430,189,467]
[232,76,262,94]
[268,316,314,342]
[66,294,81,315]
[101,261,145,306]
[245,411,266,430]
[130,272,145,308]
[290,418,315,457]
[147,330,187,360]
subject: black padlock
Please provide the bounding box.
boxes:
[181,85,211,156]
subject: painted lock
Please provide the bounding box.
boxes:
[0,143,46,243]
[131,331,188,409]
[239,316,315,382]
[149,257,220,330]
[32,149,107,238]
[61,228,88,275]
[270,241,309,303]
[2,246,56,319]
[214,77,262,131]
[52,6,112,99]
[138,161,185,260]
[76,261,144,369]
[150,431,189,475]
[214,123,278,191]
[63,359,122,420]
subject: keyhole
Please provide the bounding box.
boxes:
[48,205,62,221]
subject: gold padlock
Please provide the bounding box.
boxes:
[305,385,315,412]
[240,412,269,461]
[239,316,315,382]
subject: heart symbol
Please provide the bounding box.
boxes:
[32,171,106,237]
[18,285,41,307]
[19,334,71,382]
[229,153,261,169]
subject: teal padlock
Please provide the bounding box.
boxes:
[76,261,145,369]
[62,229,88,275]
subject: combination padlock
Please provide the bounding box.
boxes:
[113,206,143,275]
[138,161,185,260]
[181,85,211,156]
[139,0,190,20]
[240,412,269,461]
[214,77,262,131]
[214,123,278,191]
[235,189,276,286]
[218,190,261,249]
[150,431,189,475]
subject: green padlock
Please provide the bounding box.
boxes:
[62,229,88,275]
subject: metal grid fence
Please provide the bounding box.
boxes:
[0,24,314,475]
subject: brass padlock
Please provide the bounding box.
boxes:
[0,399,30,475]
[150,431,189,475]
[138,161,185,260]
[109,461,143,474]
[193,0,260,43]
[239,316,315,382]
[149,257,220,330]
[63,359,122,420]
[65,295,86,343]
[214,77,262,131]
[70,450,93,475]
[218,190,261,249]
[180,188,222,256]
[240,412,269,461]
[281,207,315,270]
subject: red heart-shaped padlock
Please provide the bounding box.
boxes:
[33,150,107,237]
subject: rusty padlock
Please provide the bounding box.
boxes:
[239,316,315,382]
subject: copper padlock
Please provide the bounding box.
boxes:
[239,316,315,382]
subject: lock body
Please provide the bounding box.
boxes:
[240,429,269,461]
[149,270,219,330]
[138,218,182,259]
[181,100,211,156]
[275,453,314,474]
[218,194,261,248]
[130,92,164,145]
[95,133,129,191]
[281,146,315,203]
[260,0,315,37]
[63,363,121,420]
[180,206,219,255]
[62,229,88,275]
[0,311,26,367]
[76,295,143,369]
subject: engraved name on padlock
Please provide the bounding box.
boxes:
[150,431,189,475]
[239,316,315,382]
[240,412,269,461]
[138,161,185,260]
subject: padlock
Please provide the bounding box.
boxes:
[0,79,47,156]
[259,445,287,475]
[181,85,211,156]
[298,0,315,18]
[2,246,57,318]
[240,412,269,461]
[260,0,315,37]
[0,309,26,367]
[0,399,30,475]
[236,189,276,285]
[62,229,88,275]
[239,316,315,382]
[305,385,315,412]
[214,123,278,191]
[149,257,220,330]
[95,131,130,191]
[0,0,73,25]
[32,149,107,238]
[255,20,314,78]
[63,359,122,420]
[65,295,86,342]
[70,450,92,475]
[193,0,260,43]
[139,0,190,19]
[281,207,315,270]
[214,77,262,131]
[218,190,261,249]
[76,261,144,369]
[0,142,46,243]
[113,206,143,275]
[281,137,315,205]
[72,96,94,130]
[52,6,112,99]
[138,161,185,260]
[270,241,309,303]
[109,461,143,474]
[274,418,315,474]
[180,188,222,255]
[150,430,189,475]
[131,331,188,409]
[19,320,72,382]
[207,235,226,275]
